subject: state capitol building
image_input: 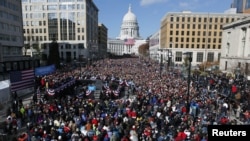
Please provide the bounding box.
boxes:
[107,5,146,56]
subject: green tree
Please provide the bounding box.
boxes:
[47,39,60,68]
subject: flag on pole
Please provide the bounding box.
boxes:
[10,69,35,92]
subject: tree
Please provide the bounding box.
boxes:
[138,43,149,56]
[47,39,60,68]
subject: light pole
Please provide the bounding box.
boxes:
[183,52,192,114]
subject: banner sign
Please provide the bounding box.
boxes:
[35,64,56,76]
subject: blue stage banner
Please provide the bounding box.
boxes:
[35,64,56,76]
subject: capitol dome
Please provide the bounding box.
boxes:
[117,4,141,40]
[123,5,137,21]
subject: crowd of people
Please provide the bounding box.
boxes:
[3,57,250,141]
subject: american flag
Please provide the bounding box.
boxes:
[10,69,35,92]
[124,38,135,45]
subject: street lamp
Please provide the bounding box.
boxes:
[183,52,192,114]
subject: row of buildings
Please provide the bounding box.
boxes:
[0,0,108,75]
[148,0,250,77]
[1,0,250,78]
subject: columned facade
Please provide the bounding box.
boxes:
[220,16,250,77]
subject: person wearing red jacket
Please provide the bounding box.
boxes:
[220,116,229,125]
[231,84,237,94]
[91,117,98,126]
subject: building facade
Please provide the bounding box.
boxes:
[107,4,146,56]
[220,16,250,77]
[149,31,161,61]
[0,0,38,78]
[98,23,108,59]
[232,0,250,13]
[160,11,250,67]
[22,0,99,63]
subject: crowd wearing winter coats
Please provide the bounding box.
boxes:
[5,57,250,141]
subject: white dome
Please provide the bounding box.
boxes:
[123,4,137,21]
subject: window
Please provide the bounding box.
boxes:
[207,52,214,62]
[215,18,218,22]
[176,31,179,35]
[209,18,213,22]
[181,31,184,35]
[170,31,173,35]
[213,38,216,43]
[214,25,217,29]
[209,25,212,29]
[192,38,195,42]
[175,52,182,62]
[176,17,179,22]
[169,37,173,42]
[198,18,201,22]
[170,17,174,22]
[208,31,212,36]
[196,52,203,62]
[176,24,179,29]
[198,24,201,29]
[220,18,223,23]
[182,17,185,22]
